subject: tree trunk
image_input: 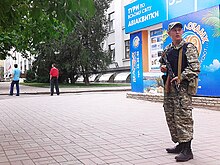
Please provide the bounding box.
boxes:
[84,74,90,85]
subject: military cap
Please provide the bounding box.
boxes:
[168,22,183,32]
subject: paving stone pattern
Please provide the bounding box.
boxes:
[0,92,220,164]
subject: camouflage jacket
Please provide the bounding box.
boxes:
[160,39,200,94]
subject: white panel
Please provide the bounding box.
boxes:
[99,73,115,81]
[76,75,84,82]
[89,74,98,82]
[114,72,130,81]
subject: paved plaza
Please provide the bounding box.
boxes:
[0,89,220,165]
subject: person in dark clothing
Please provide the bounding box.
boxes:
[50,63,60,96]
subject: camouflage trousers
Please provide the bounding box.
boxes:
[163,80,193,143]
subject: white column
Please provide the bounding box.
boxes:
[114,0,124,67]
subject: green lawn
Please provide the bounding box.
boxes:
[21,82,130,88]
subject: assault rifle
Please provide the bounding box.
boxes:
[161,49,180,93]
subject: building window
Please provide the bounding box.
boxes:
[109,44,115,61]
[108,12,115,32]
[125,40,130,59]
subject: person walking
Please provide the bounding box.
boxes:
[160,22,200,162]
[9,64,21,96]
[50,63,60,96]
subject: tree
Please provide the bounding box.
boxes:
[72,0,113,85]
[31,32,80,83]
[32,0,112,85]
[0,0,95,59]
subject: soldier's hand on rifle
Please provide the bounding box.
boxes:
[160,65,167,73]
[170,76,179,83]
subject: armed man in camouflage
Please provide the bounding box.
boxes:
[160,22,200,162]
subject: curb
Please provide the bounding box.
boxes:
[126,92,220,111]
[0,88,131,96]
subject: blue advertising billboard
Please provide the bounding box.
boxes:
[125,0,220,34]
[130,32,144,93]
[167,0,220,20]
[125,0,166,34]
[167,0,195,19]
[197,0,220,10]
[163,6,220,96]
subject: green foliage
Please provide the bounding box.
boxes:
[0,0,95,59]
[33,0,113,84]
[25,69,36,82]
[0,0,95,29]
[35,76,50,83]
[72,0,113,84]
[31,42,58,83]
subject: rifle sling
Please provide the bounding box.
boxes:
[178,47,183,84]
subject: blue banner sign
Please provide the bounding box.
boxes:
[125,0,220,34]
[130,32,144,93]
[168,0,195,19]
[163,6,220,96]
[125,0,166,34]
[197,0,220,10]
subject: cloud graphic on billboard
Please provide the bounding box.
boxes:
[204,59,220,72]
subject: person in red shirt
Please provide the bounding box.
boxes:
[50,63,60,96]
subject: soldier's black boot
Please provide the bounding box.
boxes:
[175,140,193,162]
[166,143,183,153]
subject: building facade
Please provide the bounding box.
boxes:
[103,0,132,70]
[97,0,139,83]
[3,50,34,81]
[123,0,220,96]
